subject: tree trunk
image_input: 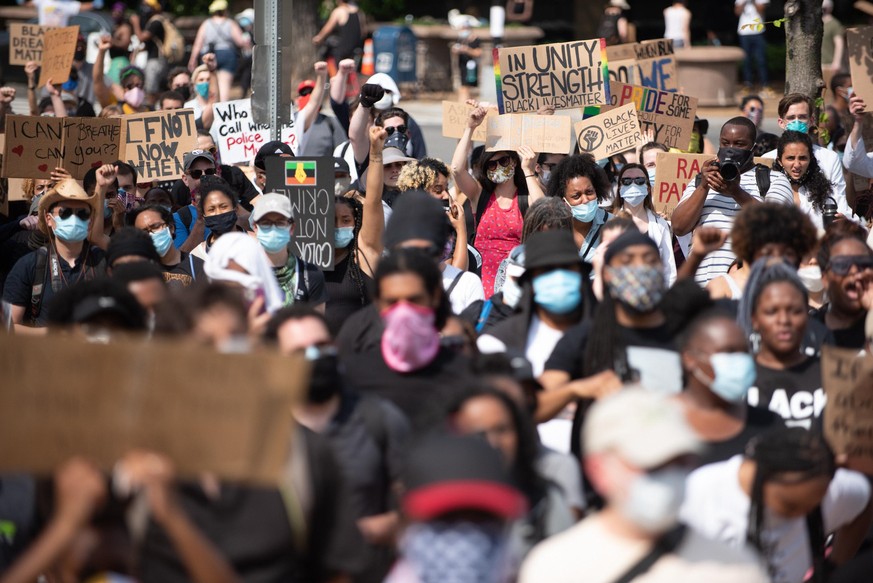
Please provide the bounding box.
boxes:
[785,0,824,103]
[289,0,320,85]
[576,0,607,41]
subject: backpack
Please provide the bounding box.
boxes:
[150,14,185,64]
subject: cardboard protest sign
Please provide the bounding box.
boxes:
[607,40,678,92]
[847,27,873,111]
[494,39,609,114]
[441,101,497,141]
[39,26,78,87]
[0,334,307,483]
[652,151,711,216]
[2,115,64,179]
[121,109,198,181]
[753,157,774,168]
[485,114,572,154]
[61,117,122,180]
[822,346,873,475]
[603,82,697,150]
[573,103,642,159]
[265,157,335,270]
[9,23,52,66]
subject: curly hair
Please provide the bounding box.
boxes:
[396,157,449,192]
[730,203,817,266]
[520,197,572,242]
[545,153,611,202]
[773,131,832,213]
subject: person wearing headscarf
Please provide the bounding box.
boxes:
[203,232,285,315]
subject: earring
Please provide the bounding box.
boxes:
[749,331,761,354]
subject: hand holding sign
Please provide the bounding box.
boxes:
[54,457,108,528]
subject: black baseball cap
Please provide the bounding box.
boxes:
[254,141,294,170]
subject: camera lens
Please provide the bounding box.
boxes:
[718,162,740,182]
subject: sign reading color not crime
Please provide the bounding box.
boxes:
[495,39,610,114]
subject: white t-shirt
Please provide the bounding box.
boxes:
[663,5,691,43]
[736,0,770,36]
[681,455,871,583]
[477,314,565,378]
[441,264,484,315]
[34,0,80,27]
[519,513,768,583]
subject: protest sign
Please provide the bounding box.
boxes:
[494,39,609,114]
[822,346,873,475]
[753,157,774,168]
[2,115,64,179]
[847,27,873,110]
[265,156,334,270]
[211,99,271,165]
[61,117,123,180]
[485,114,572,154]
[607,40,678,92]
[653,151,711,216]
[604,82,697,150]
[9,23,52,66]
[0,334,306,483]
[121,109,198,181]
[441,101,497,141]
[573,103,641,159]
[39,26,78,87]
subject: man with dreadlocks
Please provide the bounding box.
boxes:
[682,427,873,583]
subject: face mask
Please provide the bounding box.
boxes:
[257,225,291,253]
[567,198,599,223]
[380,302,440,373]
[150,226,174,256]
[374,93,393,110]
[785,119,809,134]
[716,146,754,175]
[689,130,701,153]
[539,169,551,187]
[619,467,687,534]
[52,213,90,243]
[176,85,192,101]
[502,276,523,309]
[746,107,763,127]
[620,183,648,207]
[797,264,824,293]
[402,520,508,583]
[837,150,845,163]
[605,264,665,314]
[693,352,756,403]
[335,176,351,196]
[195,82,210,100]
[487,163,514,185]
[124,87,145,108]
[334,226,354,248]
[62,79,78,92]
[614,162,625,173]
[533,269,583,314]
[203,210,238,234]
[647,168,657,185]
[306,350,342,403]
[103,200,112,219]
[74,49,86,62]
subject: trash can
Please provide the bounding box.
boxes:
[372,26,417,83]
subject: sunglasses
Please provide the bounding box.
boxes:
[56,207,91,220]
[620,176,648,186]
[828,255,873,276]
[384,125,407,136]
[299,87,314,97]
[486,155,512,171]
[187,168,217,180]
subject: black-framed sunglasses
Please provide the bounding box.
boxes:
[828,255,873,276]
[187,168,217,180]
[299,87,314,97]
[486,155,512,171]
[385,125,408,136]
[56,207,91,220]
[620,176,648,186]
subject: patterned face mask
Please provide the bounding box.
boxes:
[605,264,665,314]
[487,163,515,184]
[400,520,509,583]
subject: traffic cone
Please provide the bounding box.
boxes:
[361,39,374,76]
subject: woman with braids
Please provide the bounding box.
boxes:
[682,427,873,583]
[323,126,387,334]
[775,130,855,232]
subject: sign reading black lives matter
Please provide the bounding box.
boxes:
[495,39,609,114]
[265,156,334,270]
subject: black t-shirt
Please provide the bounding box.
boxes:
[697,405,784,466]
[324,253,373,336]
[748,356,825,431]
[810,305,867,351]
[336,304,383,358]
[162,251,204,288]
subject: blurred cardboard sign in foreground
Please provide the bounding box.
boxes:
[822,346,873,475]
[0,334,307,484]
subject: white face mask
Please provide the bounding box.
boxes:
[619,467,687,534]
[797,265,824,293]
[374,93,394,110]
[502,276,523,308]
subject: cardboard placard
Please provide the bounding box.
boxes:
[39,26,78,87]
[61,117,123,180]
[264,157,335,270]
[121,109,198,181]
[0,334,306,483]
[441,101,497,141]
[607,39,678,92]
[485,114,572,154]
[847,27,873,112]
[603,82,698,150]
[652,151,712,216]
[495,39,609,114]
[753,156,774,168]
[2,115,64,179]
[9,23,52,66]
[573,103,642,159]
[822,346,873,475]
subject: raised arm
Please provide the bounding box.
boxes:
[25,61,39,115]
[350,84,384,164]
[330,59,356,105]
[517,145,545,203]
[300,61,329,134]
[92,36,114,107]
[447,197,469,271]
[91,164,119,250]
[44,79,66,118]
[0,86,14,132]
[188,23,207,72]
[358,126,386,266]
[450,105,487,207]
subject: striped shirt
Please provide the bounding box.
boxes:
[677,168,794,285]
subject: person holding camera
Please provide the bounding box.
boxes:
[672,117,794,285]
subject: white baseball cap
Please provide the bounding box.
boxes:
[251,193,293,223]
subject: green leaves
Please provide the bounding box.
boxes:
[741,16,787,32]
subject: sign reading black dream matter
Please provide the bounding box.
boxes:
[265,156,334,270]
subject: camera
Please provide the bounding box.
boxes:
[713,160,741,182]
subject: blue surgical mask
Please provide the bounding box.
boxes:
[533,269,582,314]
[647,168,657,185]
[620,183,648,207]
[694,352,756,403]
[103,200,112,219]
[195,81,210,99]
[335,226,354,248]
[52,213,90,243]
[567,199,599,223]
[257,225,292,253]
[150,226,174,256]
[61,78,78,92]
[785,119,809,134]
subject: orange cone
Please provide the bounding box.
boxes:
[361,38,374,76]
